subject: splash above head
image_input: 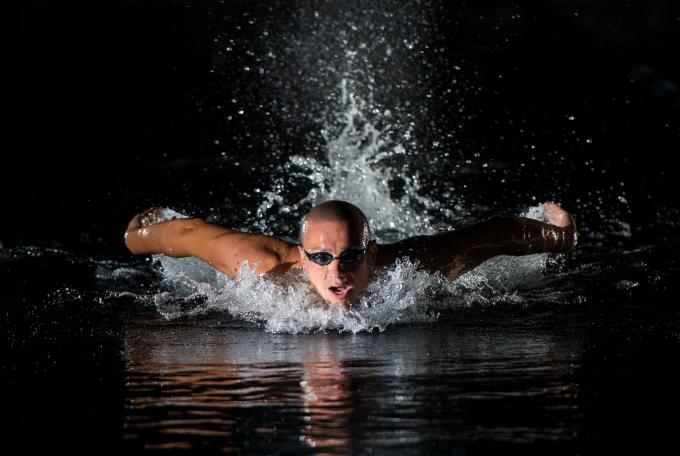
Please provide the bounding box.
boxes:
[298,200,376,307]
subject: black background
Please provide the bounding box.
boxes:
[5,0,680,249]
[3,2,680,454]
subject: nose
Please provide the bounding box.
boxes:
[325,258,347,279]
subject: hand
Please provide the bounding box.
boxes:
[543,202,578,252]
[543,202,575,229]
[126,207,168,232]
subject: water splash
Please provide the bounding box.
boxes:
[255,79,459,242]
[152,257,439,333]
[146,202,552,334]
[148,241,553,335]
[129,105,555,334]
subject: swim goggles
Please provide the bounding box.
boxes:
[303,247,367,266]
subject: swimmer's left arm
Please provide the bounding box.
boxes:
[376,202,578,279]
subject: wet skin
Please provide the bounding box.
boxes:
[298,220,377,308]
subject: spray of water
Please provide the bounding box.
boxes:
[254,79,457,243]
[153,257,442,333]
[149,246,551,334]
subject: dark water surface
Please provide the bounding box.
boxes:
[3,239,679,454]
[4,0,680,454]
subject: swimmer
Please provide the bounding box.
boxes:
[124,200,577,307]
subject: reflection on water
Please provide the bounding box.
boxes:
[123,317,582,453]
[3,233,680,454]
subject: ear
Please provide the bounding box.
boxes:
[367,240,378,265]
[297,245,308,270]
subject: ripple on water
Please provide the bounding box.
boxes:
[121,322,583,452]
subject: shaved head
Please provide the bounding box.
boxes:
[300,200,370,246]
[298,200,376,306]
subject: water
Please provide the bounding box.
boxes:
[121,320,584,452]
[4,0,680,454]
[3,236,679,454]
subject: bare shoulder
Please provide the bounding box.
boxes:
[207,230,302,276]
[375,235,433,268]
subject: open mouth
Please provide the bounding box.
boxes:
[329,285,352,300]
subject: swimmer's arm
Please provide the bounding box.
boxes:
[124,209,300,277]
[376,202,578,279]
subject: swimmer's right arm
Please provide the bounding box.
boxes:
[376,202,578,279]
[124,208,301,277]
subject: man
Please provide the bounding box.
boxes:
[124,200,577,307]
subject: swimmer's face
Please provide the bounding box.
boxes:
[299,220,376,308]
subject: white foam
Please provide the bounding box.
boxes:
[151,257,438,333]
[149,244,550,334]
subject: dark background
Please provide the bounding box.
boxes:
[4,0,680,251]
[2,2,680,454]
